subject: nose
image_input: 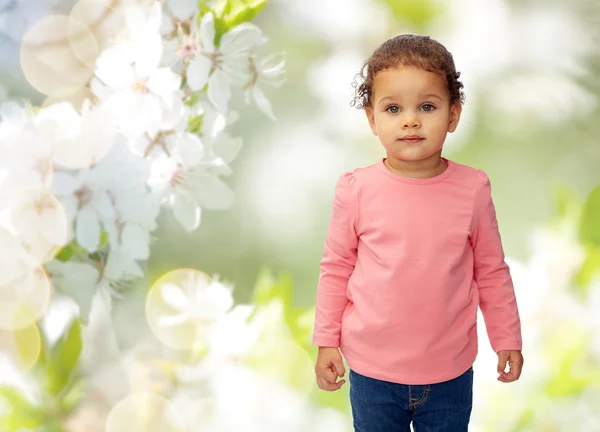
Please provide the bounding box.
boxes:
[402,111,421,129]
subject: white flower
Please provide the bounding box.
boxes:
[8,191,69,263]
[52,169,113,253]
[93,36,182,138]
[0,227,51,330]
[127,90,204,166]
[148,153,234,231]
[0,107,52,209]
[46,258,127,321]
[158,272,234,327]
[187,12,263,112]
[197,101,243,165]
[160,0,197,36]
[34,100,118,169]
[244,52,286,120]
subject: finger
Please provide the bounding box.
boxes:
[510,363,522,380]
[317,376,345,391]
[332,358,346,378]
[498,369,519,382]
[316,365,338,383]
[497,355,509,374]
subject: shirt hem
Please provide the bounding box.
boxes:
[343,353,477,385]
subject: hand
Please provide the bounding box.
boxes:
[497,350,523,383]
[315,347,346,391]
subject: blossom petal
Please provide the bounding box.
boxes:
[207,70,231,113]
[157,313,189,327]
[172,189,201,232]
[46,260,99,319]
[213,133,242,165]
[172,133,204,166]
[168,0,196,21]
[189,174,234,210]
[187,56,212,91]
[76,206,101,252]
[160,283,189,309]
[121,224,150,260]
[147,68,182,96]
[134,32,163,77]
[251,86,276,120]
[40,199,68,246]
[220,23,262,54]
[51,172,80,196]
[105,246,144,280]
[95,45,135,89]
[199,13,215,52]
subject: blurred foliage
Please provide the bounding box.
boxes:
[246,268,350,412]
[578,186,600,293]
[200,0,268,44]
[376,0,447,29]
[0,319,83,432]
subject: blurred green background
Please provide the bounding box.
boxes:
[1,0,600,430]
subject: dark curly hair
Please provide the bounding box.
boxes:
[351,34,465,109]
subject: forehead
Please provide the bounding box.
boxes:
[372,66,448,101]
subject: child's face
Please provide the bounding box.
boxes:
[365,65,461,162]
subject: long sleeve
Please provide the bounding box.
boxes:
[312,172,359,348]
[471,170,522,353]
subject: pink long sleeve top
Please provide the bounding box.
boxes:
[312,157,522,385]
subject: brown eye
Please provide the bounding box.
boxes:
[421,104,435,112]
[386,106,400,114]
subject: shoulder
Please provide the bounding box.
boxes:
[448,159,491,188]
[335,160,379,194]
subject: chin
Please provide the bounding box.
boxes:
[387,149,438,161]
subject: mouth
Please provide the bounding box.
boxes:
[400,136,424,143]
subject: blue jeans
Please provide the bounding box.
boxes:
[349,366,473,431]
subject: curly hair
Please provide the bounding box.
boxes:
[351,34,465,109]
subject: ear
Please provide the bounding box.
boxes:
[448,102,462,133]
[365,105,378,136]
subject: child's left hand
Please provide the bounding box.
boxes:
[497,350,523,383]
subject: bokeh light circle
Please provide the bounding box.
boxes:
[12,193,70,264]
[146,268,216,351]
[0,322,42,371]
[0,266,52,331]
[20,14,99,96]
[105,393,183,432]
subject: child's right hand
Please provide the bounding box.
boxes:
[315,347,346,391]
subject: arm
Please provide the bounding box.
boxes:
[312,172,359,348]
[471,170,522,353]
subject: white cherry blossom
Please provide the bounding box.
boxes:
[35,100,118,169]
[244,52,286,120]
[158,271,234,328]
[187,12,263,112]
[93,37,182,138]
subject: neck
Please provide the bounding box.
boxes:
[384,152,447,179]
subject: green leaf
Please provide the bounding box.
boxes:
[60,378,86,413]
[54,240,91,262]
[0,387,45,431]
[54,244,74,262]
[211,0,267,42]
[184,92,201,107]
[46,319,82,395]
[580,185,600,246]
[188,114,205,134]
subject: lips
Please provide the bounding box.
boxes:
[400,136,424,143]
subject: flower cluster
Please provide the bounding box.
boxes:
[0,0,285,325]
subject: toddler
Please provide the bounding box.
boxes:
[312,34,524,431]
